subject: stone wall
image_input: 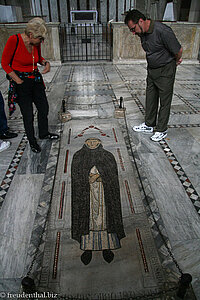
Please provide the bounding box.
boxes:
[0,22,61,63]
[112,21,200,63]
[1,21,200,64]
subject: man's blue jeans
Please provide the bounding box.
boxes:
[0,91,8,135]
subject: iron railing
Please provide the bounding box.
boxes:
[59,23,113,62]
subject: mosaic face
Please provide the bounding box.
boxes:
[85,138,101,149]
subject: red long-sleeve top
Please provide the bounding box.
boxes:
[1,34,45,74]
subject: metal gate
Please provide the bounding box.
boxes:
[59,23,113,62]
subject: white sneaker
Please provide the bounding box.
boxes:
[0,140,11,152]
[132,122,153,133]
[150,131,167,142]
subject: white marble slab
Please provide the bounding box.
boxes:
[0,174,44,278]
[167,128,200,194]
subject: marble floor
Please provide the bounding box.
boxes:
[0,61,199,300]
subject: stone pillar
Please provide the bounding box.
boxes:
[188,0,200,22]
[90,0,96,10]
[52,25,61,61]
[70,0,77,11]
[118,0,125,21]
[150,1,159,20]
[109,0,116,22]
[45,22,61,61]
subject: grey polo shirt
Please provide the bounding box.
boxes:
[140,20,181,69]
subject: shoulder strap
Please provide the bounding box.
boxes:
[38,44,41,62]
[10,34,19,67]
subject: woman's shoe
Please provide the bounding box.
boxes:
[30,142,41,153]
[0,130,18,139]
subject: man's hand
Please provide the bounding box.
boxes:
[176,58,182,66]
[176,47,183,66]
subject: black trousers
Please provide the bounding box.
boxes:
[16,78,49,144]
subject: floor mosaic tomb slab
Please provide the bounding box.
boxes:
[38,119,177,299]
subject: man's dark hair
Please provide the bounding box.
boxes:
[124,9,146,25]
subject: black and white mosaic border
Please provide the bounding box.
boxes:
[0,135,28,209]
[160,140,200,215]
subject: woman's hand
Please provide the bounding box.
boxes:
[8,71,23,84]
[41,61,50,74]
[17,79,24,84]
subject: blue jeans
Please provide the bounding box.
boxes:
[0,91,8,135]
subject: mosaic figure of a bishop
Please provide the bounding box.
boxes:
[71,138,125,265]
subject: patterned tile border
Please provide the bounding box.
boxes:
[132,95,145,115]
[9,116,23,120]
[0,77,7,85]
[67,65,75,82]
[176,93,199,114]
[124,179,135,214]
[74,125,110,139]
[9,110,37,121]
[67,128,71,144]
[64,149,69,173]
[117,148,125,171]
[131,93,199,116]
[170,111,199,115]
[136,228,149,273]
[177,79,200,82]
[159,140,200,215]
[114,65,127,82]
[112,128,118,142]
[52,232,61,279]
[45,66,62,93]
[24,139,60,281]
[179,83,200,89]
[121,126,180,278]
[0,134,28,208]
[58,181,66,219]
[168,124,200,128]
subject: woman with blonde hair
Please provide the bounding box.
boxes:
[1,17,59,153]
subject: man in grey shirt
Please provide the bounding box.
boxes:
[125,9,182,142]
